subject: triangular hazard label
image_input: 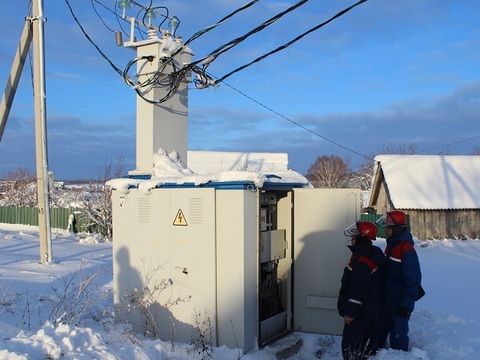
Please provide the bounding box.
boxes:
[173,209,188,226]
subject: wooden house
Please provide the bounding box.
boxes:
[368,155,480,239]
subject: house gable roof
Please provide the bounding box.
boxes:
[370,155,480,210]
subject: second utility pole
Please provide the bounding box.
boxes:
[32,0,52,263]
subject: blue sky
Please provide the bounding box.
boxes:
[1,0,479,180]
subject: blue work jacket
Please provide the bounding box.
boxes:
[383,229,422,312]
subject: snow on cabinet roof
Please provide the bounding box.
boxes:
[374,155,480,209]
[107,149,310,195]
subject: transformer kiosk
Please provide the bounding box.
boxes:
[109,6,360,352]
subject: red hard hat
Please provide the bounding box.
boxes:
[389,210,407,225]
[344,221,377,240]
[356,221,378,240]
[376,210,407,227]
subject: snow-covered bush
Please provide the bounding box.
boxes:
[117,266,191,339]
[189,310,214,358]
[49,261,109,326]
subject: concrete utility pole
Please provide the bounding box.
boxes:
[0,2,52,263]
[32,0,52,263]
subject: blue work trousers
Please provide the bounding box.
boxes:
[380,311,410,351]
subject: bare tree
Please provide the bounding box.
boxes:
[1,167,37,206]
[472,146,480,155]
[306,155,352,188]
[1,167,76,208]
[380,142,417,155]
[78,157,126,239]
[350,157,376,191]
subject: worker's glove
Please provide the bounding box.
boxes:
[397,307,411,317]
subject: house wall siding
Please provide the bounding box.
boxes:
[408,209,480,240]
[372,180,389,214]
[371,182,479,240]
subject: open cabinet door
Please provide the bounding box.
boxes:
[292,188,360,335]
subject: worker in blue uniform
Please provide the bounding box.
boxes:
[376,210,422,351]
[337,221,385,359]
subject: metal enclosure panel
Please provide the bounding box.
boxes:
[277,192,294,329]
[260,230,286,263]
[112,188,216,344]
[292,188,360,335]
[112,189,172,331]
[134,42,191,172]
[168,188,217,344]
[216,190,259,352]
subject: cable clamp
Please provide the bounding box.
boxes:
[25,15,47,23]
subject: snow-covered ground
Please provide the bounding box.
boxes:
[0,223,479,359]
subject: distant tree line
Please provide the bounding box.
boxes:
[1,144,478,236]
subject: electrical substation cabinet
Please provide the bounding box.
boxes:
[111,184,360,352]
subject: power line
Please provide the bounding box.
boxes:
[64,0,477,165]
[66,0,477,162]
[183,0,260,48]
[213,0,368,85]
[206,76,479,162]
[188,0,369,89]
[91,0,116,33]
[64,0,123,76]
[417,136,480,154]
[189,0,310,70]
[216,79,374,161]
[67,0,374,160]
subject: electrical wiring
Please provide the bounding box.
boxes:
[65,0,477,163]
[172,0,311,89]
[113,1,132,39]
[27,1,35,98]
[122,55,183,104]
[76,0,307,100]
[212,0,369,86]
[64,0,123,76]
[190,70,372,162]
[139,59,176,88]
[188,0,368,88]
[139,0,153,26]
[73,0,368,125]
[128,0,171,35]
[417,136,480,154]
[151,0,262,89]
[188,0,310,72]
[134,71,185,104]
[68,0,183,103]
[217,74,479,161]
[218,78,374,161]
[132,3,170,40]
[91,0,116,33]
[133,7,147,40]
[122,56,153,88]
[158,0,261,80]
[182,0,260,48]
[93,0,169,40]
[143,6,169,32]
[142,0,260,90]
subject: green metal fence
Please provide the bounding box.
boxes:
[1,206,408,237]
[0,206,91,232]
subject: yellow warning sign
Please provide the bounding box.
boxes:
[173,209,188,226]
